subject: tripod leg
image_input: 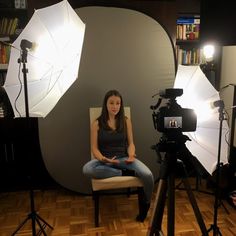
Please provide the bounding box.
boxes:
[11,214,31,236]
[167,173,175,236]
[218,199,230,215]
[36,213,53,230]
[147,179,168,236]
[207,224,222,236]
[180,164,208,236]
[182,177,208,235]
[35,216,48,236]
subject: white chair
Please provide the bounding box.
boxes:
[89,107,144,226]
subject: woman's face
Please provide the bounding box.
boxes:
[106,95,121,116]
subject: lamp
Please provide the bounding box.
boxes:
[200,44,216,87]
[4,0,85,235]
[203,44,215,62]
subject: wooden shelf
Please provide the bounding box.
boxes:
[0,64,8,70]
[176,39,200,44]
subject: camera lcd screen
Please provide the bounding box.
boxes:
[164,117,182,129]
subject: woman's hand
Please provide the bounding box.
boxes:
[102,156,120,164]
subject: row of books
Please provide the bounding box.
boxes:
[0,42,11,64]
[177,18,200,41]
[176,46,204,65]
[0,17,19,36]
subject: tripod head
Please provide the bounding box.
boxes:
[157,132,191,152]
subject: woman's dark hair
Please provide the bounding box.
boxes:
[98,90,126,132]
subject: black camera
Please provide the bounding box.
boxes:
[151,88,197,135]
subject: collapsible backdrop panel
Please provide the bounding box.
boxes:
[38,6,175,193]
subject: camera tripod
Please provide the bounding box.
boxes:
[147,145,208,236]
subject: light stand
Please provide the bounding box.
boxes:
[12,39,53,236]
[229,85,236,167]
[207,100,225,236]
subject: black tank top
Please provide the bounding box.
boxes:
[98,128,128,158]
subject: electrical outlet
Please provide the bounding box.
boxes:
[14,0,21,9]
[20,0,27,9]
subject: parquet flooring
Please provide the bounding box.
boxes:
[0,179,235,236]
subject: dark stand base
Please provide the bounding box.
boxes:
[11,189,53,236]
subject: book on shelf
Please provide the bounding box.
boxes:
[0,42,10,65]
[1,17,8,35]
[0,17,19,36]
[177,18,200,25]
[9,18,19,35]
[176,46,203,65]
[177,17,200,41]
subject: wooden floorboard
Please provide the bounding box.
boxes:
[0,179,235,236]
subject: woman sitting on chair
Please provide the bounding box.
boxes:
[83,89,154,221]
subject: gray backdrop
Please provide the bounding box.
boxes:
[38,6,175,194]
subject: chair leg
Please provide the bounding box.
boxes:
[127,187,131,197]
[93,191,100,227]
[137,187,144,215]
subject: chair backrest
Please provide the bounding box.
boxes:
[89,107,131,159]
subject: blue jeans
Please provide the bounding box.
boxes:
[83,156,154,203]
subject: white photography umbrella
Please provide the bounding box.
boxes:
[4,0,85,117]
[174,65,229,175]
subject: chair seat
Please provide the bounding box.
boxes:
[92,176,143,191]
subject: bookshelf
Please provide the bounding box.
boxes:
[0,4,28,73]
[176,14,203,65]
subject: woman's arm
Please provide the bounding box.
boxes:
[91,120,106,161]
[126,117,136,163]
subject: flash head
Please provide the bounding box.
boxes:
[159,88,183,99]
[20,39,33,50]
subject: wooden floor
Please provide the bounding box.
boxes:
[0,179,235,236]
